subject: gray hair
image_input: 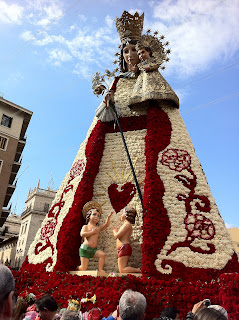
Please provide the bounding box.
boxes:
[119,290,146,320]
[61,310,80,320]
[0,264,15,311]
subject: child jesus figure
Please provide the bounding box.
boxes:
[77,201,113,274]
[137,46,159,72]
[113,206,141,274]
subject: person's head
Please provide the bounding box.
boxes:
[86,209,101,224]
[0,264,15,320]
[137,47,152,61]
[12,297,27,320]
[122,206,137,224]
[160,307,179,320]
[208,305,228,319]
[119,290,146,320]
[120,41,140,72]
[61,310,79,320]
[194,307,227,320]
[35,295,58,320]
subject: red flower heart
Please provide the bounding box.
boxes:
[108,182,136,213]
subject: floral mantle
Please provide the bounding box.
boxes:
[23,93,239,279]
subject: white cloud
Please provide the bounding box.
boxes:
[19,2,238,81]
[174,87,188,104]
[37,18,51,26]
[19,23,117,77]
[25,0,63,27]
[64,27,117,67]
[148,1,155,7]
[73,63,92,79]
[148,0,239,78]
[70,25,76,31]
[35,34,66,46]
[16,6,118,77]
[21,30,34,41]
[0,1,24,24]
[48,48,72,63]
[36,2,63,26]
[105,15,114,28]
[78,14,87,22]
[20,31,66,46]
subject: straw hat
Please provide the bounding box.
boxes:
[82,201,102,219]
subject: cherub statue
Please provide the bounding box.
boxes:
[77,201,113,274]
[113,206,141,273]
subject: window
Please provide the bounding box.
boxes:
[1,114,12,128]
[0,160,3,173]
[0,136,8,150]
[43,203,50,212]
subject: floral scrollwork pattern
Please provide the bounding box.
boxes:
[161,148,216,260]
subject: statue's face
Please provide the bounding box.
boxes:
[123,44,140,69]
[89,209,100,223]
[138,48,151,61]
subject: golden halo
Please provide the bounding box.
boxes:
[82,201,102,219]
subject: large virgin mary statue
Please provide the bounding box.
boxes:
[24,11,238,280]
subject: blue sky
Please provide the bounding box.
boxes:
[1,0,238,228]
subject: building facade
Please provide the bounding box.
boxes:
[0,97,32,226]
[15,181,56,269]
[228,227,239,255]
[0,213,21,267]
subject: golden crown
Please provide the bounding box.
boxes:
[115,11,144,44]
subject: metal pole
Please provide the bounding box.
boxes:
[111,104,144,209]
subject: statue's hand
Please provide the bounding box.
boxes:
[130,64,138,72]
[142,65,150,72]
[94,84,106,96]
[103,91,114,107]
[91,228,99,235]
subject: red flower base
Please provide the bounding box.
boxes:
[13,266,239,320]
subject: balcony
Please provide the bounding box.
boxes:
[9,172,17,185]
[11,160,22,174]
[3,184,16,207]
[0,204,11,227]
[16,138,26,155]
[1,206,11,218]
[8,158,22,184]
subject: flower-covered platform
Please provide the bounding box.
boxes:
[13,268,239,319]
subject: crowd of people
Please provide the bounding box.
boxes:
[0,264,228,320]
